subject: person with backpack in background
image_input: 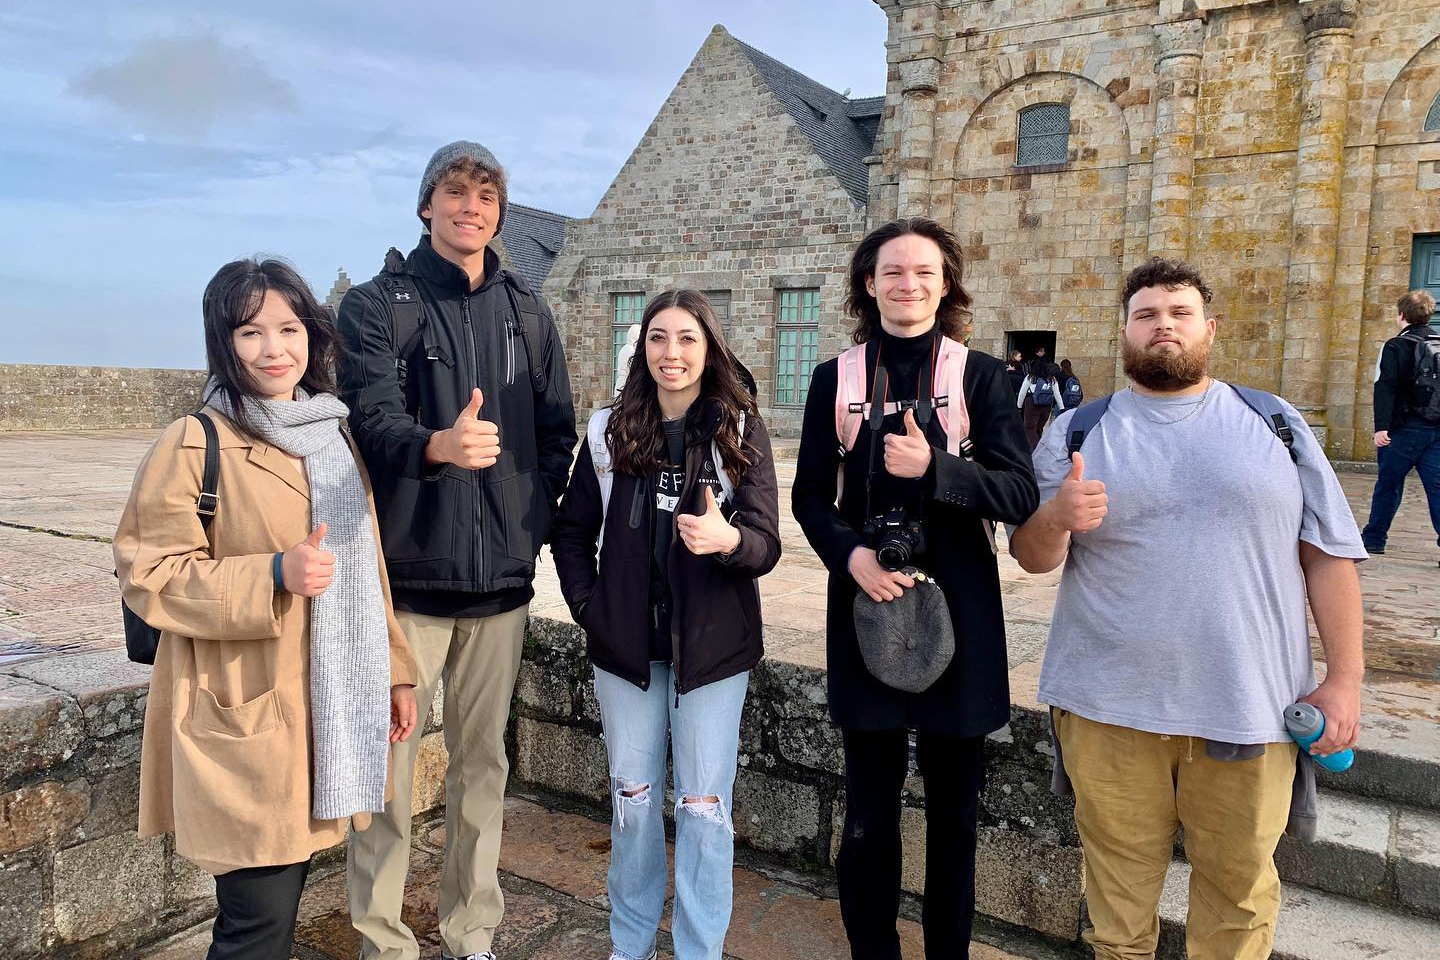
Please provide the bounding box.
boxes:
[337,141,577,960]
[1008,257,1365,960]
[1017,347,1065,450]
[114,258,418,959]
[550,289,780,960]
[1059,358,1084,408]
[792,218,1038,959]
[1361,289,1440,561]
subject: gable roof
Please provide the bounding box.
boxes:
[733,38,884,205]
[499,203,571,290]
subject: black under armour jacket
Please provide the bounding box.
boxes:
[337,237,577,604]
[1375,323,1440,432]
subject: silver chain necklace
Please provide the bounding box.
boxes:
[1129,378,1214,425]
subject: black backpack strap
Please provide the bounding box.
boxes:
[502,273,550,393]
[1227,384,1297,463]
[1066,395,1112,457]
[192,412,220,530]
[377,247,427,368]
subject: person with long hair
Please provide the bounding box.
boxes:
[114,258,417,959]
[792,218,1038,959]
[550,290,781,960]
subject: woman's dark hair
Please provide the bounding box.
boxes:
[845,217,973,344]
[1060,359,1074,378]
[606,290,758,483]
[201,258,339,441]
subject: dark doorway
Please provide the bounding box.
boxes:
[1410,234,1440,332]
[1004,330,1058,365]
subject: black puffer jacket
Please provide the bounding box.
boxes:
[550,401,781,695]
[337,238,577,595]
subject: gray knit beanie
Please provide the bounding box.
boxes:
[417,140,508,233]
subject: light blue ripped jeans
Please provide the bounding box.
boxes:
[593,663,749,960]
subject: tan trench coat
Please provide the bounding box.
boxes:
[114,410,417,874]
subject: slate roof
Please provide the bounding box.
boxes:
[499,203,570,291]
[734,39,884,205]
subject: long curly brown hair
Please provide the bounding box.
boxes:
[606,289,758,484]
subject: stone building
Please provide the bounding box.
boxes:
[865,0,1440,458]
[540,27,884,423]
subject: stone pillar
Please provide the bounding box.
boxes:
[888,0,943,218]
[896,57,941,216]
[1147,17,1204,257]
[1280,0,1359,432]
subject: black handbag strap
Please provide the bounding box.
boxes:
[193,412,220,530]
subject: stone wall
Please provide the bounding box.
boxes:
[541,27,871,428]
[0,616,1086,958]
[509,618,1088,943]
[0,365,206,431]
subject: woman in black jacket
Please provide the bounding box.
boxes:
[550,289,780,960]
[792,218,1038,960]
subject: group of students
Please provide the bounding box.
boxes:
[1005,348,1084,449]
[115,138,1375,960]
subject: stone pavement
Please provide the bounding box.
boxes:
[2,429,1436,695]
[137,794,1037,960]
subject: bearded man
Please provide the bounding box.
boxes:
[1008,257,1366,960]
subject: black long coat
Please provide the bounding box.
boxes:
[791,336,1038,737]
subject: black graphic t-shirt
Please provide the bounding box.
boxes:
[648,418,686,662]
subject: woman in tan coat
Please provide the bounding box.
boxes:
[114,258,418,960]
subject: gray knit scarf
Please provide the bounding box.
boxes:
[206,382,390,820]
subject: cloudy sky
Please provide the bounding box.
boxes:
[0,1,888,368]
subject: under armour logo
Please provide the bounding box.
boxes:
[393,291,413,302]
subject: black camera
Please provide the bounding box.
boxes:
[862,509,926,572]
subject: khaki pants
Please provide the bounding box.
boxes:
[1054,709,1296,960]
[348,606,528,960]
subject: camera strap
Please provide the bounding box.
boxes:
[863,359,889,522]
[862,337,938,526]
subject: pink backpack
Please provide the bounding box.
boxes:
[832,336,995,552]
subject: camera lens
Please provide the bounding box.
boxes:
[877,538,910,571]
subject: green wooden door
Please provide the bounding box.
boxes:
[1410,234,1440,332]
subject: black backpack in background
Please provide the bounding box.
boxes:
[119,413,220,664]
[1408,335,1440,424]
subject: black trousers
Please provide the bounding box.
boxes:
[836,728,986,960]
[1021,398,1053,451]
[209,858,312,960]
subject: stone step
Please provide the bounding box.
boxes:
[1271,790,1440,919]
[1157,862,1440,960]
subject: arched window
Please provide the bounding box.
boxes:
[1426,92,1440,132]
[1017,102,1071,166]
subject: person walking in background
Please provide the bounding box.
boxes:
[1361,290,1440,562]
[1059,358,1084,408]
[1005,349,1027,399]
[1017,350,1065,450]
[115,258,417,959]
[551,290,781,960]
[337,140,577,960]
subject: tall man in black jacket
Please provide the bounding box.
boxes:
[1362,289,1440,559]
[337,141,577,960]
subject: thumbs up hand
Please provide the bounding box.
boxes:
[676,485,742,556]
[426,387,502,469]
[283,523,336,596]
[883,407,933,479]
[1055,452,1108,533]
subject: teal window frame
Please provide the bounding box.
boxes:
[612,292,646,378]
[775,289,821,406]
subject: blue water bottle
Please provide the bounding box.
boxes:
[1284,702,1354,773]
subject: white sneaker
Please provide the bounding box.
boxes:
[608,950,657,960]
[441,952,496,960]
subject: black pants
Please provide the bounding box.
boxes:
[836,728,986,960]
[1021,398,1053,450]
[209,859,312,960]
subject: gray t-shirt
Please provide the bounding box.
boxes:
[1033,382,1366,743]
